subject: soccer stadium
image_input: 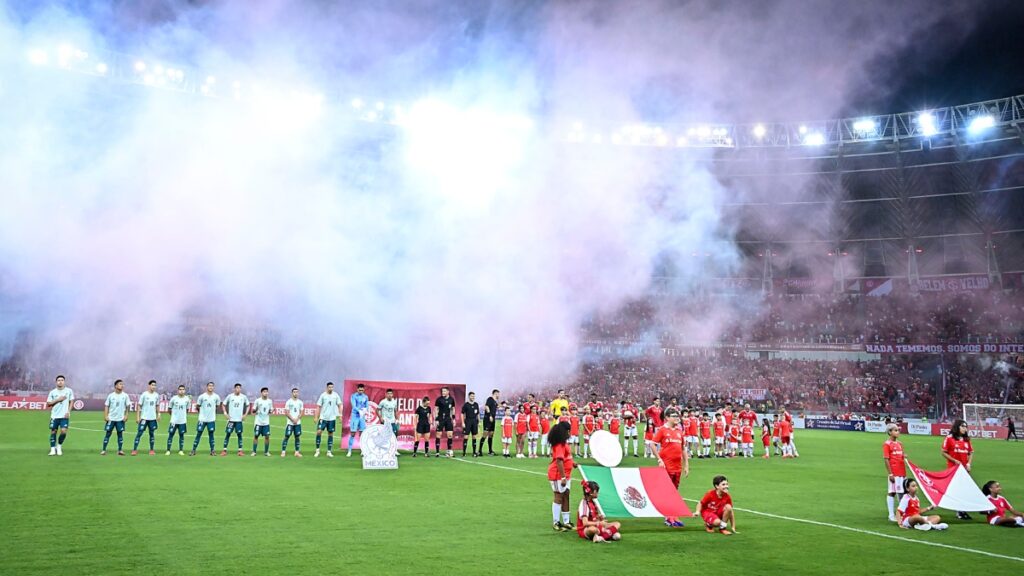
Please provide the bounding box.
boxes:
[2,1,1023,574]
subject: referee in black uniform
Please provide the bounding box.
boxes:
[434,387,457,457]
[483,389,500,456]
[462,392,481,457]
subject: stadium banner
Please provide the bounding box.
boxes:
[792,417,805,429]
[804,418,865,432]
[864,343,1024,354]
[906,460,992,511]
[916,275,991,292]
[774,277,832,294]
[735,388,767,400]
[341,380,466,450]
[933,423,1008,440]
[578,465,691,518]
[863,420,889,433]
[0,395,103,411]
[907,421,932,435]
[271,400,318,417]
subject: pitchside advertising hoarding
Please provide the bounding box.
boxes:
[341,380,466,451]
[804,418,865,432]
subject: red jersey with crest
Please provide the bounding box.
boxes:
[713,420,725,438]
[728,424,740,443]
[540,417,551,434]
[942,436,972,467]
[646,405,664,427]
[700,420,712,439]
[898,494,921,518]
[777,420,791,439]
[883,439,906,476]
[569,415,580,436]
[739,409,757,426]
[741,424,753,444]
[761,424,771,445]
[609,416,621,435]
[621,404,638,426]
[686,416,699,437]
[583,415,596,435]
[699,489,733,517]
[587,401,604,418]
[652,425,685,473]
[502,415,514,438]
[515,412,529,435]
[528,413,541,433]
[986,496,1013,524]
[723,410,734,426]
[547,442,574,481]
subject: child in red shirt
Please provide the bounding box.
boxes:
[651,408,689,528]
[982,481,1024,527]
[695,475,736,535]
[577,480,621,543]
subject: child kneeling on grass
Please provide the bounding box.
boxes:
[578,481,621,543]
[897,479,948,531]
[695,475,737,535]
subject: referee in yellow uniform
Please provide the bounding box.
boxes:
[549,389,569,419]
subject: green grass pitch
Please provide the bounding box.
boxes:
[2,411,1022,575]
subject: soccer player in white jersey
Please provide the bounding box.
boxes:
[102,379,130,455]
[378,388,400,457]
[132,380,161,456]
[46,375,75,456]
[314,381,343,458]
[166,384,191,455]
[282,387,304,457]
[221,383,250,456]
[251,387,274,457]
[191,382,221,456]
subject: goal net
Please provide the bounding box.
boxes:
[963,403,1024,439]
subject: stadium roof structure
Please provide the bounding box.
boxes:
[24,42,1024,288]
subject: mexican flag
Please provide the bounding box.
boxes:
[578,466,692,518]
[906,460,992,511]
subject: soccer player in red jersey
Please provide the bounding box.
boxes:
[780,405,799,457]
[582,408,597,458]
[897,479,948,531]
[739,404,757,427]
[727,420,740,458]
[621,400,640,457]
[578,480,621,543]
[515,407,530,459]
[643,418,656,458]
[982,481,1024,527]
[539,409,552,456]
[699,414,712,458]
[771,415,782,455]
[645,398,663,433]
[528,409,542,458]
[686,411,700,458]
[760,418,772,459]
[713,413,726,458]
[778,417,793,458]
[608,411,621,437]
[942,419,975,519]
[569,408,582,456]
[883,423,907,522]
[587,394,604,421]
[651,408,689,527]
[723,403,734,427]
[740,422,754,458]
[547,421,575,532]
[695,475,736,535]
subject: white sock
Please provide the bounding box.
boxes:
[719,521,727,529]
[886,496,895,518]
[561,511,570,524]
[1016,517,1024,526]
[623,440,629,453]
[552,503,562,523]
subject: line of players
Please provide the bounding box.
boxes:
[468,390,800,461]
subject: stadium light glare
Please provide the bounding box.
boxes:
[917,112,937,137]
[27,49,48,66]
[853,118,877,135]
[676,136,688,147]
[134,60,146,72]
[206,75,216,84]
[804,132,826,146]
[365,111,379,122]
[95,62,108,75]
[351,98,364,109]
[375,101,385,111]
[56,43,74,66]
[591,134,603,144]
[968,114,995,135]
[655,133,669,146]
[798,125,808,135]
[752,124,766,138]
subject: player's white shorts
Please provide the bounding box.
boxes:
[550,480,571,494]
[502,436,512,445]
[989,515,1004,526]
[714,438,724,445]
[702,438,711,447]
[900,518,913,529]
[570,436,579,444]
[888,475,905,494]
[528,431,540,440]
[729,442,738,451]
[624,425,638,438]
[743,442,752,451]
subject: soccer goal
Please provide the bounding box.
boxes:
[963,403,1024,439]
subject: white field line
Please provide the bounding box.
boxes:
[452,457,1024,564]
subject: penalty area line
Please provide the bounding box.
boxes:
[453,457,1024,564]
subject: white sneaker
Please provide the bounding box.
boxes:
[593,535,605,543]
[56,445,63,456]
[914,523,932,531]
[448,450,453,458]
[48,447,56,456]
[178,451,185,456]
[251,452,257,457]
[314,449,320,458]
[346,451,352,457]
[888,515,896,522]
[934,523,949,530]
[165,451,171,456]
[516,453,525,459]
[327,451,334,458]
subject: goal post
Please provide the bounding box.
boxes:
[963,403,1024,439]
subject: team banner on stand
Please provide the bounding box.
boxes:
[341,380,466,450]
[804,418,865,432]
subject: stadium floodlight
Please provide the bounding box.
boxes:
[968,114,995,135]
[853,118,877,135]
[95,62,108,75]
[917,112,938,137]
[804,132,826,146]
[591,134,603,144]
[365,110,379,122]
[798,125,808,135]
[206,75,216,84]
[697,125,711,138]
[27,49,48,66]
[153,64,164,76]
[56,43,74,66]
[134,60,146,72]
[656,133,669,146]
[143,74,155,85]
[375,101,385,111]
[611,134,622,144]
[676,136,688,147]
[351,98,364,109]
[753,124,766,138]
